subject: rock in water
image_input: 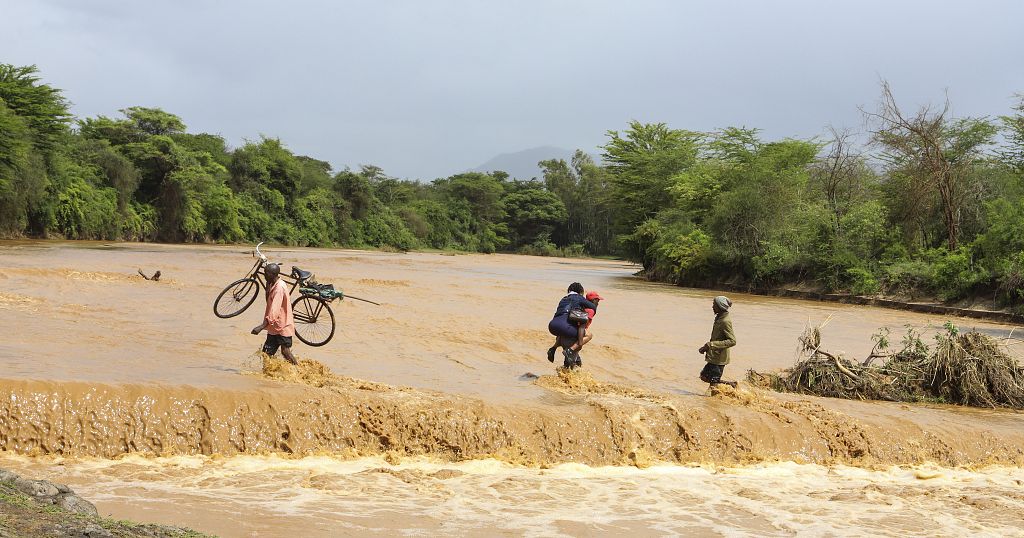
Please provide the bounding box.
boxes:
[14,478,59,498]
[1,467,192,536]
[5,472,100,516]
[430,469,465,480]
[59,493,100,516]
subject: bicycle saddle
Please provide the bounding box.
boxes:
[291,266,313,281]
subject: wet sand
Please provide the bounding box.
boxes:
[3,240,1024,536]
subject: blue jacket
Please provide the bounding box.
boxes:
[552,293,597,319]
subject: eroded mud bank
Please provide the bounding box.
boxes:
[2,359,1022,468]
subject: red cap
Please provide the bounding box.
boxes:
[586,291,604,301]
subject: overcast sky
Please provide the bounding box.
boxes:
[3,0,1023,179]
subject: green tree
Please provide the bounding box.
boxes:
[334,167,374,219]
[440,172,506,222]
[0,64,73,235]
[999,94,1024,173]
[0,100,31,170]
[670,127,763,224]
[808,127,878,233]
[867,81,998,250]
[0,64,71,151]
[434,172,508,252]
[229,137,302,203]
[0,102,37,232]
[291,187,338,246]
[502,181,567,249]
[294,155,333,195]
[81,140,141,213]
[706,138,821,281]
[541,150,614,254]
[121,107,186,136]
[172,133,231,167]
[602,121,700,262]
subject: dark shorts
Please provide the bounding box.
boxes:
[700,362,725,383]
[548,314,579,339]
[555,336,577,349]
[263,334,293,355]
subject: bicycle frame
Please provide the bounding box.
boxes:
[246,242,306,295]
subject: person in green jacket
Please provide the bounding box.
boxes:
[698,295,737,386]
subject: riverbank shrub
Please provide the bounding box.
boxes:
[844,267,880,296]
[995,252,1024,312]
[878,259,930,299]
[929,247,991,301]
[518,239,587,258]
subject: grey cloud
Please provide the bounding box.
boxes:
[3,0,1023,178]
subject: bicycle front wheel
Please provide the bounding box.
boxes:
[214,277,260,318]
[292,295,336,347]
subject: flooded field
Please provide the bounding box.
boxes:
[2,241,1023,536]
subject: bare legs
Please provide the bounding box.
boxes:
[570,327,592,352]
[281,345,298,365]
[549,324,594,367]
[549,327,592,354]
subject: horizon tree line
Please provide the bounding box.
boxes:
[2,62,1023,309]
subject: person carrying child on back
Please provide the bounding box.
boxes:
[546,283,599,368]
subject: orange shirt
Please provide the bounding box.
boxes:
[264,279,295,336]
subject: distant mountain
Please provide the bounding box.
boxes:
[468,146,576,180]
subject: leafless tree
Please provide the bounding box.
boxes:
[862,81,996,250]
[811,126,868,234]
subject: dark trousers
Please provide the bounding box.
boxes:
[700,362,725,383]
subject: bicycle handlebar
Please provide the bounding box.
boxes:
[250,241,379,306]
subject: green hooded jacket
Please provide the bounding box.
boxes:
[704,311,736,365]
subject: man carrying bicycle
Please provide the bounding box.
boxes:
[251,263,298,365]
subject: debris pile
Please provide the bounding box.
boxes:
[748,322,1024,409]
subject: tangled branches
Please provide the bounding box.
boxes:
[748,322,1024,409]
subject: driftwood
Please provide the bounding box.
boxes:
[138,269,161,281]
[748,321,1024,409]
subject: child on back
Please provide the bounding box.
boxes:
[572,290,604,368]
[583,290,602,331]
[546,289,604,369]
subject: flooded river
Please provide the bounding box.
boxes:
[2,241,1023,536]
[3,453,1024,537]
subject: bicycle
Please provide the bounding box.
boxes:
[213,242,376,347]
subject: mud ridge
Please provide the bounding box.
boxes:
[1,359,1023,468]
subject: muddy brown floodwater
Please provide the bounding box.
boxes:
[2,240,1023,537]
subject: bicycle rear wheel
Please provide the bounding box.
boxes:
[214,277,260,318]
[292,295,336,346]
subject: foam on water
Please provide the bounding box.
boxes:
[2,453,1023,538]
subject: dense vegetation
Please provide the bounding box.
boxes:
[2,63,1023,308]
